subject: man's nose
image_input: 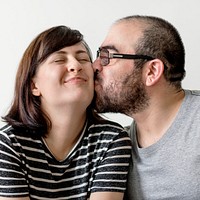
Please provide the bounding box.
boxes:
[93,58,103,73]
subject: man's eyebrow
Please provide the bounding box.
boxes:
[101,45,119,53]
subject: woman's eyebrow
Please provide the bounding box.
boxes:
[53,50,67,55]
[54,50,88,55]
[75,50,88,55]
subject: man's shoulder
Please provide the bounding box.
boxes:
[185,89,200,97]
[190,90,200,96]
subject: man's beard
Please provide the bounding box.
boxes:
[94,68,149,116]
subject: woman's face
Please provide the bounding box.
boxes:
[31,42,94,112]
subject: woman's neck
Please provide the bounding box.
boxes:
[43,110,87,161]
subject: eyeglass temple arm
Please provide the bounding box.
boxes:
[111,53,154,60]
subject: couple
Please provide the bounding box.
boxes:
[0,15,200,200]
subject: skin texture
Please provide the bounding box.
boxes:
[94,22,150,116]
[93,20,185,148]
[32,43,94,161]
[0,193,124,200]
[1,43,125,200]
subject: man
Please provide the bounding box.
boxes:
[93,15,200,200]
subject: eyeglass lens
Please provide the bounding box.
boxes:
[97,48,109,66]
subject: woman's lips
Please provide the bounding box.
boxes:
[64,76,87,84]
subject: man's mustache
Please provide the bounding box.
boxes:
[94,70,100,81]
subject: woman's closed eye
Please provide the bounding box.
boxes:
[77,57,91,63]
[54,57,66,63]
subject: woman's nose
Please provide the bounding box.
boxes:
[67,59,82,72]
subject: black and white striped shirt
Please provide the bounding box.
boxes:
[0,117,131,199]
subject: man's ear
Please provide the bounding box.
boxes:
[31,80,41,96]
[144,59,165,86]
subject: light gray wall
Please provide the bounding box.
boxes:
[0,0,200,127]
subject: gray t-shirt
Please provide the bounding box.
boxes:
[125,90,200,200]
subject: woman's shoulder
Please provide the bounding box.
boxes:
[88,113,124,129]
[86,112,130,143]
[0,124,41,147]
[0,124,14,139]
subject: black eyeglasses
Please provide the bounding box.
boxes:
[97,48,154,66]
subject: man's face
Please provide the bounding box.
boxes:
[93,22,149,116]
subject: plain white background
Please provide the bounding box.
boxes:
[0,0,200,127]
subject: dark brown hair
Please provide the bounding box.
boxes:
[118,15,186,89]
[2,26,92,136]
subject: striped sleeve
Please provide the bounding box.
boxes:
[0,130,29,197]
[91,129,132,193]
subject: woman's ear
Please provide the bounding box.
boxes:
[144,59,165,86]
[31,80,41,96]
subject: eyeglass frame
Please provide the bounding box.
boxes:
[96,47,155,66]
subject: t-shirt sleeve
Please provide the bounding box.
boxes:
[0,131,29,197]
[91,130,132,193]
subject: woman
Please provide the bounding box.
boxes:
[0,26,131,199]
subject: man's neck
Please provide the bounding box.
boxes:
[133,89,185,148]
